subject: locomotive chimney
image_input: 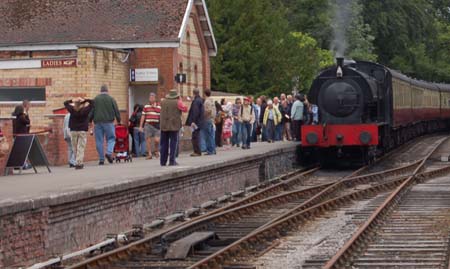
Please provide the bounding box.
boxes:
[336,57,344,68]
[336,57,344,78]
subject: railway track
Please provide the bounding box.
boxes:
[185,136,450,269]
[323,137,450,269]
[57,135,449,269]
[62,164,373,268]
[254,135,450,269]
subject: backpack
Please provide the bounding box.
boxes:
[214,112,223,125]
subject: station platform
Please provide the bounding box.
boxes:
[0,141,299,268]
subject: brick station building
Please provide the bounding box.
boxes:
[0,0,217,166]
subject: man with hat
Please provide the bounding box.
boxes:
[239,96,255,149]
[160,89,187,166]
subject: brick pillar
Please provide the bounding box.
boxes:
[44,115,66,166]
[0,117,15,175]
[120,110,129,126]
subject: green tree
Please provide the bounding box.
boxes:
[282,0,333,48]
[344,0,377,61]
[282,32,334,93]
[207,0,289,95]
[206,0,331,96]
[361,0,450,82]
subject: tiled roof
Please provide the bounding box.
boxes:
[0,0,189,45]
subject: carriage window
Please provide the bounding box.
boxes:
[0,87,46,102]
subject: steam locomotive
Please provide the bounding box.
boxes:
[301,58,450,166]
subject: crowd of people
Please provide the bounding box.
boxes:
[212,93,319,148]
[128,89,319,166]
[11,86,319,170]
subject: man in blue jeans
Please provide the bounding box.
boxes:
[239,97,255,149]
[90,85,121,165]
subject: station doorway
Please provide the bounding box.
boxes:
[129,85,157,115]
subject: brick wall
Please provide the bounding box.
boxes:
[130,48,177,100]
[0,147,297,267]
[0,117,14,173]
[77,47,130,111]
[176,9,211,97]
[0,47,129,131]
[0,209,49,266]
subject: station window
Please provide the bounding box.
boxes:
[0,87,46,102]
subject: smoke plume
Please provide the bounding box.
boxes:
[330,0,355,57]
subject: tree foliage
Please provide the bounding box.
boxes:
[361,0,450,82]
[207,0,331,96]
[206,0,450,95]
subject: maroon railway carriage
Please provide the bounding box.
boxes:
[300,58,450,166]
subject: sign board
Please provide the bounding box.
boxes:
[175,73,187,84]
[41,58,77,68]
[130,68,159,82]
[5,135,51,174]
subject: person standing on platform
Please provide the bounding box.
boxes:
[160,89,186,166]
[64,97,93,169]
[13,100,31,135]
[90,85,121,165]
[273,97,282,141]
[129,104,146,157]
[252,97,261,142]
[239,97,255,149]
[291,94,304,141]
[186,88,204,157]
[139,93,161,160]
[231,97,242,147]
[287,94,294,138]
[63,113,76,168]
[12,100,32,170]
[259,96,267,141]
[201,89,216,155]
[263,100,282,143]
[214,101,225,148]
[281,100,292,141]
[222,114,233,150]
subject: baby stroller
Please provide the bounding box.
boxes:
[114,124,132,163]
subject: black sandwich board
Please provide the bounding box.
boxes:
[5,134,51,175]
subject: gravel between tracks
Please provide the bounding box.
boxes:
[252,194,387,269]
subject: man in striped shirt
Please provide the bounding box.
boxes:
[139,92,161,159]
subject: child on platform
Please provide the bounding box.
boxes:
[222,115,233,150]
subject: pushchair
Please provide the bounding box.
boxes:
[114,124,132,163]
